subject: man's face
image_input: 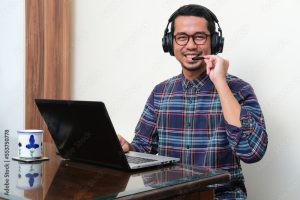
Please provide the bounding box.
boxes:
[173,16,211,72]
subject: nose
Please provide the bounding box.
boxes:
[185,36,197,50]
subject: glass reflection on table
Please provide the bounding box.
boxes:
[114,164,223,199]
[16,161,43,190]
[0,157,227,200]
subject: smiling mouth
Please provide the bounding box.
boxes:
[192,56,204,60]
[184,54,201,62]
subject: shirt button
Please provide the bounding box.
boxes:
[186,145,190,149]
[188,98,192,104]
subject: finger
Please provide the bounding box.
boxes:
[209,55,217,65]
[117,134,125,145]
[204,58,211,74]
[205,57,215,74]
[224,58,229,68]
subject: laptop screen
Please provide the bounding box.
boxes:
[35,99,130,169]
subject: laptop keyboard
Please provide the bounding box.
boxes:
[126,155,157,164]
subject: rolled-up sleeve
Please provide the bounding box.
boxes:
[226,84,268,163]
[131,87,159,154]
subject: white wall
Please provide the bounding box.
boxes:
[72,0,300,199]
[0,0,25,198]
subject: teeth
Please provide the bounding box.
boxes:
[186,55,196,59]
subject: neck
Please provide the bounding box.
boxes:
[182,67,206,81]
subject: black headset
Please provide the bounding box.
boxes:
[162,5,224,56]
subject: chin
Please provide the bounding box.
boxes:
[183,63,203,72]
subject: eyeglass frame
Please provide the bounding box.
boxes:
[173,32,211,46]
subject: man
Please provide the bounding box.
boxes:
[118,4,268,199]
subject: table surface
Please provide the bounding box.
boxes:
[0,143,230,200]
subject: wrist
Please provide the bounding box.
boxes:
[213,78,227,90]
[129,144,135,151]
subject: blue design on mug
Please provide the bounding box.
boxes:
[18,141,22,156]
[26,135,39,149]
[25,173,39,187]
[26,135,39,157]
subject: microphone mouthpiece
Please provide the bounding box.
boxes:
[192,56,205,60]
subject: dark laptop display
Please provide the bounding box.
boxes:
[35,99,179,170]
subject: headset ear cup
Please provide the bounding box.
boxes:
[166,32,174,56]
[162,34,169,53]
[218,36,224,53]
[211,32,224,55]
[211,32,219,55]
[162,32,174,56]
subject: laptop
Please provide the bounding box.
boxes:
[35,99,179,170]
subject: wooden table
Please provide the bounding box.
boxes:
[45,161,230,200]
[2,143,230,200]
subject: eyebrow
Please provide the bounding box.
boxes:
[174,31,208,35]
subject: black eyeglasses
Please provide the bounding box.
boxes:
[174,32,210,46]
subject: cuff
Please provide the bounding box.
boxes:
[225,108,254,147]
[130,142,142,152]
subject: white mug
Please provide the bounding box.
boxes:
[17,129,43,158]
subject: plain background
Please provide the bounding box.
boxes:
[1,0,300,199]
[71,0,300,199]
[0,0,25,197]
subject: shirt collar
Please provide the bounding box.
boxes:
[181,72,210,91]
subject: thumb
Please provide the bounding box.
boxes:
[117,134,125,145]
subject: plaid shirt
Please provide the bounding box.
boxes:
[131,72,268,198]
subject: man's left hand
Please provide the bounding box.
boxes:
[203,55,229,87]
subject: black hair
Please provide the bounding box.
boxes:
[170,4,216,35]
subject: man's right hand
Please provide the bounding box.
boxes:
[117,134,131,153]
